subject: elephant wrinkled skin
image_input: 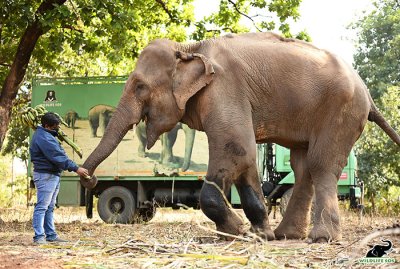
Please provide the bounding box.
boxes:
[80,32,400,242]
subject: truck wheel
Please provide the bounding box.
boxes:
[280,188,316,222]
[97,186,136,224]
[137,207,156,222]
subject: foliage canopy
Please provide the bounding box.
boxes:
[352,0,400,100]
[1,0,308,154]
[352,0,400,209]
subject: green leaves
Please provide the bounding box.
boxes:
[1,85,30,161]
[355,86,400,206]
[1,0,311,155]
[1,0,308,81]
[353,0,400,198]
[352,0,400,100]
[190,0,308,41]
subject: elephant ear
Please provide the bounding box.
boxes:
[173,51,215,110]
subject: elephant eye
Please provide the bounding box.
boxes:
[135,82,149,100]
[136,83,144,92]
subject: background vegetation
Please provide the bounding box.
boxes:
[352,0,400,214]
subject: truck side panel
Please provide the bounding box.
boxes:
[31,77,209,206]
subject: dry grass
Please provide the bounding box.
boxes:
[0,206,399,268]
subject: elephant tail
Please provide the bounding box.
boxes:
[368,103,400,146]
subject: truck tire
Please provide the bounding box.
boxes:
[97,186,136,224]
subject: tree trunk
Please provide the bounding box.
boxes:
[0,0,67,150]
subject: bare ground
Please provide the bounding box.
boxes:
[0,206,399,269]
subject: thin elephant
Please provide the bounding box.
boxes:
[136,121,195,171]
[80,32,400,242]
[88,104,116,137]
[64,110,79,129]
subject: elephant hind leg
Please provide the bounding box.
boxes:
[89,120,98,137]
[307,147,350,242]
[275,148,314,240]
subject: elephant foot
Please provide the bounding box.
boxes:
[216,221,245,241]
[307,222,342,243]
[274,223,307,240]
[214,211,246,240]
[250,225,275,241]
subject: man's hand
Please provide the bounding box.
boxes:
[76,167,89,178]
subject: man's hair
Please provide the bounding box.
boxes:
[41,112,60,127]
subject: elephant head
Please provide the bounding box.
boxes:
[80,39,215,189]
[366,240,393,257]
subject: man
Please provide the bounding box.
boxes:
[30,112,89,244]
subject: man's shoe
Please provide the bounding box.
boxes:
[46,237,68,243]
[33,238,47,245]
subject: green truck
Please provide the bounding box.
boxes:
[30,76,363,223]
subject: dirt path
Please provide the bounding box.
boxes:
[0,207,399,268]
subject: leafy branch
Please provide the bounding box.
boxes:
[227,0,262,32]
[155,0,178,22]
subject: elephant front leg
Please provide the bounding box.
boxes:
[236,168,275,240]
[200,177,245,238]
[135,122,147,157]
[160,126,180,168]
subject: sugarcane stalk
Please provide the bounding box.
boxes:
[18,105,84,159]
[57,129,83,158]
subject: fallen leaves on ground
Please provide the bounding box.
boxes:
[0,207,399,268]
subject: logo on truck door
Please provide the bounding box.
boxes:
[43,90,62,107]
[44,90,57,101]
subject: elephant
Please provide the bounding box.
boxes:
[88,104,116,137]
[80,32,400,242]
[366,240,392,257]
[136,121,196,171]
[64,110,79,129]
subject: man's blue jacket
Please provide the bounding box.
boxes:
[30,126,78,176]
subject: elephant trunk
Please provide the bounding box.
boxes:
[80,98,142,189]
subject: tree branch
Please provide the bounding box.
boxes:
[62,24,84,33]
[227,0,262,32]
[0,0,67,149]
[155,0,176,22]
